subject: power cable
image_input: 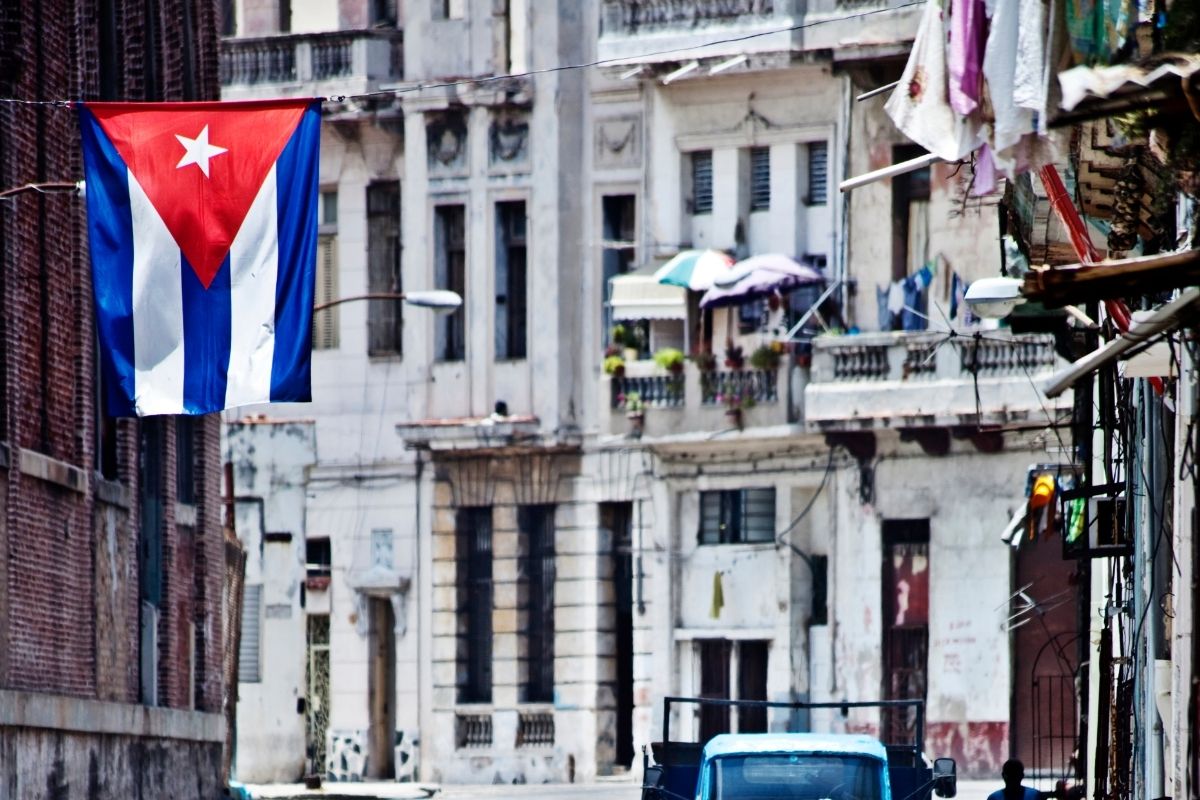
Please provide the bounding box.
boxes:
[0,2,923,107]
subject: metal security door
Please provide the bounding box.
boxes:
[306,615,330,776]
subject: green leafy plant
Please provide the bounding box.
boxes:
[610,323,628,346]
[690,349,717,371]
[620,391,644,413]
[654,347,686,374]
[603,355,626,376]
[749,342,783,371]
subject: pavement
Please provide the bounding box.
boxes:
[241,776,1000,800]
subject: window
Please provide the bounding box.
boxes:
[306,537,332,579]
[434,0,466,19]
[457,508,493,703]
[519,506,555,703]
[314,192,340,349]
[699,488,775,545]
[372,0,398,25]
[749,147,770,211]
[219,0,237,36]
[891,145,931,283]
[279,0,292,32]
[99,0,124,98]
[495,201,528,360]
[435,205,467,361]
[239,584,262,683]
[807,141,828,206]
[601,195,637,344]
[367,182,402,356]
[691,151,713,214]
[175,416,196,505]
[95,360,119,480]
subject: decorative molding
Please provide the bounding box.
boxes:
[425,111,468,172]
[595,115,641,168]
[489,110,530,166]
[94,475,132,509]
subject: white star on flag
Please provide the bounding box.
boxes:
[175,125,228,177]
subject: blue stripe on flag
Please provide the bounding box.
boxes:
[270,101,321,402]
[79,107,137,417]
[181,254,233,414]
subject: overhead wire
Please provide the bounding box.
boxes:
[0,2,925,107]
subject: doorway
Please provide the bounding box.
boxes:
[602,502,636,770]
[367,597,395,779]
[881,520,930,745]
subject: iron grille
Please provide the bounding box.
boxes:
[367,182,402,356]
[807,141,828,205]
[699,488,776,544]
[692,151,713,214]
[520,506,556,703]
[750,147,770,211]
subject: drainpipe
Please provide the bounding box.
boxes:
[837,73,853,326]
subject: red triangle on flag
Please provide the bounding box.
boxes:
[88,100,311,289]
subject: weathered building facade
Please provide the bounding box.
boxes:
[223,0,1078,788]
[0,1,228,797]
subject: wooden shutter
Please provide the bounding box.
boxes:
[239,584,262,683]
[313,234,339,349]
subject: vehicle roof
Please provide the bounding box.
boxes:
[702,733,889,762]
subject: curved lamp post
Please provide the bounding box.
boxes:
[312,290,462,314]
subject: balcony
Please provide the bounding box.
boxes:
[597,0,801,64]
[804,331,1072,432]
[598,356,804,439]
[219,29,404,100]
[595,0,919,65]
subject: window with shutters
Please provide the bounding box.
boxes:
[698,488,776,545]
[435,204,467,362]
[313,190,339,349]
[749,147,770,211]
[239,584,262,683]
[457,508,493,703]
[518,505,555,703]
[367,182,402,356]
[495,201,528,361]
[691,150,713,214]
[807,141,828,206]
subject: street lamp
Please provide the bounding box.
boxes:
[312,290,462,314]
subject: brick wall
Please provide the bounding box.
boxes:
[0,0,225,716]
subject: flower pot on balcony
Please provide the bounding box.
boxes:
[626,410,645,437]
[624,347,640,363]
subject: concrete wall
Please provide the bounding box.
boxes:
[227,420,317,783]
[0,691,224,800]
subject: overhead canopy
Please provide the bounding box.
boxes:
[609,271,687,321]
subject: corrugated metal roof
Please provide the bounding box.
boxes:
[1058,54,1200,115]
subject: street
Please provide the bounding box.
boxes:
[435,782,640,800]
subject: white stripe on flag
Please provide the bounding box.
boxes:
[129,171,185,415]
[226,164,279,407]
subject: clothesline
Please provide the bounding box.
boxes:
[0,1,923,108]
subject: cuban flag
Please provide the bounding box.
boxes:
[79,99,320,416]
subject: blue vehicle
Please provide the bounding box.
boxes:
[641,697,958,800]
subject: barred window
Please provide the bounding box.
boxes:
[367,182,402,356]
[750,147,770,211]
[519,506,556,703]
[699,488,776,545]
[691,150,713,214]
[436,205,467,362]
[457,508,493,703]
[807,141,828,206]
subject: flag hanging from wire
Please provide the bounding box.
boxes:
[80,99,320,416]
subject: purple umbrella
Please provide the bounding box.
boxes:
[699,254,824,308]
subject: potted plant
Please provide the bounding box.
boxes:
[749,342,783,371]
[603,354,625,377]
[716,380,756,430]
[724,340,745,370]
[621,391,645,437]
[690,348,717,372]
[654,347,686,375]
[622,325,644,363]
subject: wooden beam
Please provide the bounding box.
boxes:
[1021,248,1200,307]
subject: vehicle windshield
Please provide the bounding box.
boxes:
[705,753,884,800]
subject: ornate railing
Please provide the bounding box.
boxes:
[220,29,403,86]
[959,336,1058,376]
[813,332,1059,384]
[612,374,685,408]
[516,711,555,747]
[700,369,778,405]
[831,344,889,380]
[601,0,775,34]
[455,713,492,748]
[220,38,296,84]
